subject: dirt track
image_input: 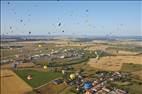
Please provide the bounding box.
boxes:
[88,55,142,71]
[1,69,32,94]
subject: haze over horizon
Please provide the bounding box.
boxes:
[1,1,142,36]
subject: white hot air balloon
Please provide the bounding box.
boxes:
[70,74,76,80]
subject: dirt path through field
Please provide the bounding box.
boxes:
[0,69,32,94]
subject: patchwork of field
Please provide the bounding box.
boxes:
[0,69,32,94]
[1,39,142,94]
[88,55,142,71]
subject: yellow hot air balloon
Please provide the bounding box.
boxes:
[62,70,65,74]
[70,74,76,80]
[43,65,47,69]
[38,44,42,48]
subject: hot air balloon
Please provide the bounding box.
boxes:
[95,51,99,60]
[43,65,47,69]
[62,70,65,75]
[70,74,76,80]
[38,44,42,48]
[10,26,12,29]
[27,75,32,80]
[83,82,93,90]
[20,19,23,22]
[7,2,10,5]
[86,9,89,12]
[29,31,31,34]
[58,22,61,27]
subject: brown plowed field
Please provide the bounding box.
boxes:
[88,55,142,71]
[0,69,32,94]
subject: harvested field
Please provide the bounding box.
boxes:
[0,69,32,94]
[37,83,67,94]
[132,70,142,80]
[1,62,35,69]
[88,55,142,71]
[85,45,108,51]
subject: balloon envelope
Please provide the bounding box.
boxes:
[70,74,76,80]
[43,65,47,69]
[84,82,93,89]
[38,45,42,47]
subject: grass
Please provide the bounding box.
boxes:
[15,69,62,88]
[35,55,89,67]
[121,63,142,72]
[107,46,142,52]
[113,81,131,86]
[111,80,142,94]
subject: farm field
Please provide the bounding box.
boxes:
[1,62,35,69]
[15,69,62,88]
[34,83,68,94]
[1,39,142,94]
[88,55,142,71]
[0,69,32,94]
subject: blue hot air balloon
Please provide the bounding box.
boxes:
[83,82,93,89]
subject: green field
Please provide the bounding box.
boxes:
[110,80,142,94]
[15,69,62,88]
[107,46,142,52]
[121,63,142,72]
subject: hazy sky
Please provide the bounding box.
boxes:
[1,1,142,36]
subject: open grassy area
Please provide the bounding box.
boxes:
[107,46,142,52]
[15,69,62,88]
[121,63,142,72]
[111,80,142,94]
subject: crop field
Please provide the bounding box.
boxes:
[106,46,142,53]
[132,70,142,80]
[1,62,35,69]
[1,69,32,94]
[121,63,142,72]
[88,55,142,71]
[1,40,142,94]
[15,69,62,88]
[110,79,142,94]
[33,83,68,94]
